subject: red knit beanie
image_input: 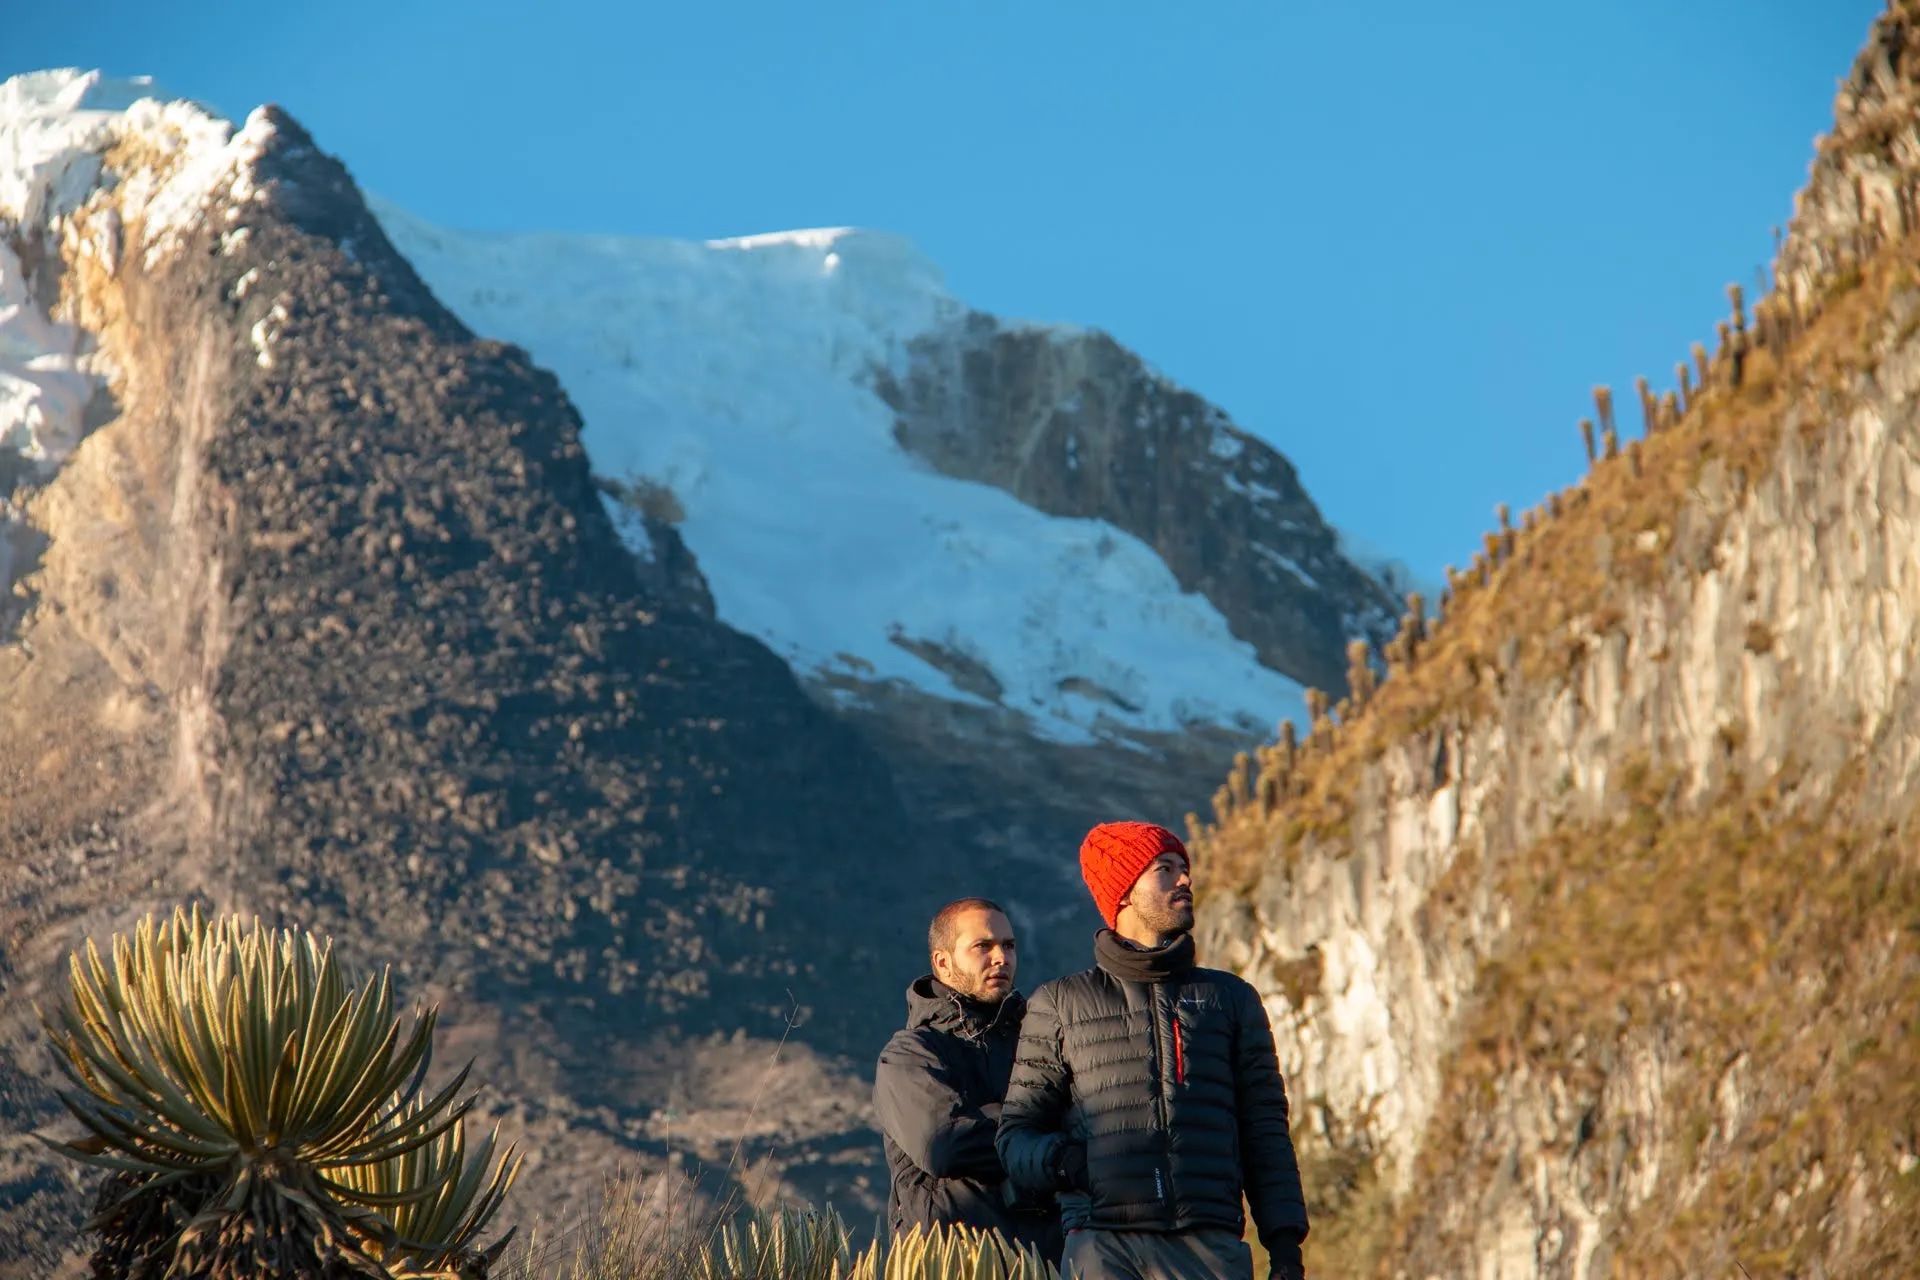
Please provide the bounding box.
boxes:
[1079,821,1190,929]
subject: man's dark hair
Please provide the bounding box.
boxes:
[928,897,1007,969]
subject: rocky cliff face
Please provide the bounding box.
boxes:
[855,312,1404,977]
[1195,8,1920,1277]
[878,315,1400,695]
[861,319,1401,961]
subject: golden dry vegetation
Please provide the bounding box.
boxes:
[1195,226,1920,896]
[1398,761,1920,1275]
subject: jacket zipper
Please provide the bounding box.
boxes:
[1155,983,1177,1219]
[1150,985,1172,1132]
[1172,1015,1185,1086]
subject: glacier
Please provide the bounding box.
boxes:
[375,207,1310,743]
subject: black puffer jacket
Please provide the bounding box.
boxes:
[874,977,1063,1260]
[996,931,1308,1259]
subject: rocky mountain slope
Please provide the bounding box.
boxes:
[1194,5,1920,1277]
[0,71,925,1273]
[0,70,1389,1272]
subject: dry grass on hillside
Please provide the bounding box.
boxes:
[1195,225,1920,896]
[497,1167,725,1280]
[1189,239,1920,1270]
[1394,761,1920,1277]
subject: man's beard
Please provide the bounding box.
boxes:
[951,969,1011,1001]
[1135,895,1194,940]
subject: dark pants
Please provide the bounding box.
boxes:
[1063,1227,1254,1280]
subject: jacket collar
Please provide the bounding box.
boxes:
[904,974,1024,1040]
[1094,928,1196,984]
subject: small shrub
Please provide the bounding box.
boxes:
[604,475,687,525]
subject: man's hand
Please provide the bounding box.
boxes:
[1047,1138,1088,1192]
[1001,1177,1055,1216]
[1266,1234,1305,1280]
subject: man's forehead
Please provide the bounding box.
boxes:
[1150,850,1189,870]
[953,907,1014,936]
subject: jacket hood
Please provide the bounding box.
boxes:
[904,974,1025,1036]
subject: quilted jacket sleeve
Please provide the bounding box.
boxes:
[1232,977,1311,1250]
[874,1029,1004,1181]
[995,980,1072,1196]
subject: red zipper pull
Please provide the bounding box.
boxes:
[1172,1016,1185,1085]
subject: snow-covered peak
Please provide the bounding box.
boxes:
[708,226,951,345]
[0,70,263,241]
[0,71,287,465]
[0,71,134,465]
[377,205,1310,744]
[1,70,133,228]
[0,242,96,463]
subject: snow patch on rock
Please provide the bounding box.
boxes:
[0,243,96,464]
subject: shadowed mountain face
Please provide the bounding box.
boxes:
[0,104,925,1270]
[184,118,925,1045]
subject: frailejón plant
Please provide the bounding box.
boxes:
[692,1206,854,1280]
[850,1221,1062,1280]
[38,906,519,1278]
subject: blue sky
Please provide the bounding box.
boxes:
[7,1,1881,581]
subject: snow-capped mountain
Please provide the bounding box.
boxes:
[2,70,1397,754]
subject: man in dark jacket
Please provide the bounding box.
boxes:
[874,897,1063,1262]
[997,822,1310,1280]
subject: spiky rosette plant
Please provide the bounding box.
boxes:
[333,1102,521,1278]
[38,906,520,1279]
[849,1222,1061,1280]
[691,1207,854,1280]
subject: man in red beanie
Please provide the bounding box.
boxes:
[996,821,1309,1280]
